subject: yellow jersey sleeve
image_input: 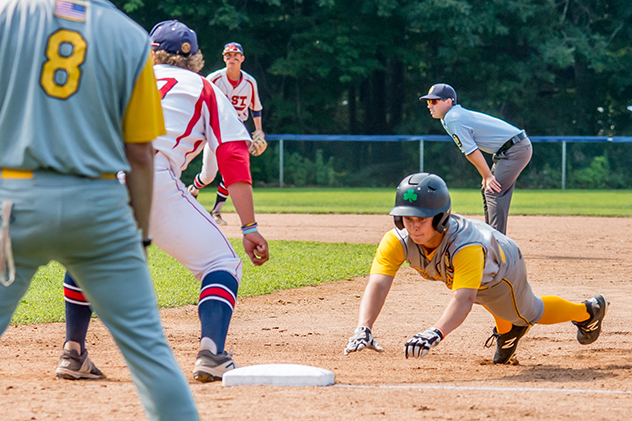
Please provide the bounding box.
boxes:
[452,245,484,291]
[122,54,166,143]
[370,230,406,276]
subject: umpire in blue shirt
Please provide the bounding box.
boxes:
[421,83,532,235]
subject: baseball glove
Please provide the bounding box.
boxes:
[249,130,267,156]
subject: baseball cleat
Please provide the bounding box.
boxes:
[211,212,227,226]
[485,324,530,364]
[573,294,608,345]
[192,350,237,382]
[55,349,105,380]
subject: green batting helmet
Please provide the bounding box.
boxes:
[389,173,451,233]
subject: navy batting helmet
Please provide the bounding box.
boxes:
[389,173,451,233]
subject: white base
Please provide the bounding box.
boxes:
[222,364,335,387]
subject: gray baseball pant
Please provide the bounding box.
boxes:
[482,138,532,234]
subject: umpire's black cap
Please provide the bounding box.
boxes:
[150,20,199,56]
[420,83,457,103]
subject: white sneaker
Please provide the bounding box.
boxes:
[192,350,237,382]
[211,212,227,226]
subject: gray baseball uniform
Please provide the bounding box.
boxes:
[387,214,543,326]
[0,1,198,420]
[441,105,532,234]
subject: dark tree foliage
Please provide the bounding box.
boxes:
[112,0,632,188]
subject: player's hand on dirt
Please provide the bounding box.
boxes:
[404,327,444,359]
[187,184,199,198]
[344,326,384,355]
[249,130,267,156]
[243,231,269,266]
[481,175,501,193]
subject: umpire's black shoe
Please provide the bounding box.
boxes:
[573,294,608,345]
[485,324,530,364]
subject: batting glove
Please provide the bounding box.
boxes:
[187,184,199,198]
[344,326,384,355]
[404,327,444,359]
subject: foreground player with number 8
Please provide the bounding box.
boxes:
[58,20,269,383]
[345,173,608,364]
[1,2,199,420]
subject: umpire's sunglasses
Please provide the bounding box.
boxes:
[426,99,441,105]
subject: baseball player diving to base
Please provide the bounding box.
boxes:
[57,20,269,383]
[344,173,608,364]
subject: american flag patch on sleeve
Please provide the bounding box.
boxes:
[54,0,87,22]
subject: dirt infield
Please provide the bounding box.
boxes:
[1,214,631,420]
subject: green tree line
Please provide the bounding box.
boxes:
[114,0,632,188]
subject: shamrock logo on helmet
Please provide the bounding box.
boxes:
[403,189,417,202]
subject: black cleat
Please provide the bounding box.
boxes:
[485,324,530,364]
[573,294,608,345]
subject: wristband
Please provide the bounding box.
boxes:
[241,222,257,230]
[242,227,259,235]
[432,326,445,340]
[142,237,153,247]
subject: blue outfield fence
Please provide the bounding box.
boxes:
[266,134,632,189]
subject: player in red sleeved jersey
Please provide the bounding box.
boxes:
[57,20,269,383]
[188,42,265,226]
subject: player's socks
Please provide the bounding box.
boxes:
[484,305,513,335]
[198,271,238,354]
[63,272,92,352]
[538,296,590,324]
[212,181,229,214]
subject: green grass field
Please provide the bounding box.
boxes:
[198,188,632,217]
[12,239,376,325]
[12,187,632,325]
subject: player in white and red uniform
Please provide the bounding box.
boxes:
[188,42,264,226]
[60,20,269,383]
[207,49,263,123]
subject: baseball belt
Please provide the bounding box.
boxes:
[497,130,527,155]
[0,169,116,180]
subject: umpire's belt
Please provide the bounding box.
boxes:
[1,169,116,180]
[497,130,527,155]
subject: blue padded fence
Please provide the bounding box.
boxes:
[266,135,632,189]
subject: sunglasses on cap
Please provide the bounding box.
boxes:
[426,99,441,105]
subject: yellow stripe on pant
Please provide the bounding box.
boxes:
[1,169,116,180]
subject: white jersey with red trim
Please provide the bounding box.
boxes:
[206,68,262,122]
[153,64,250,177]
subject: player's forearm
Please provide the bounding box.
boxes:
[124,142,154,239]
[225,181,256,226]
[465,149,493,179]
[253,116,262,132]
[357,274,394,329]
[434,288,477,336]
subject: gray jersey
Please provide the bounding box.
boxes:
[394,214,542,325]
[441,105,522,155]
[0,0,152,177]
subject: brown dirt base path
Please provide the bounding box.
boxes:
[1,214,632,420]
